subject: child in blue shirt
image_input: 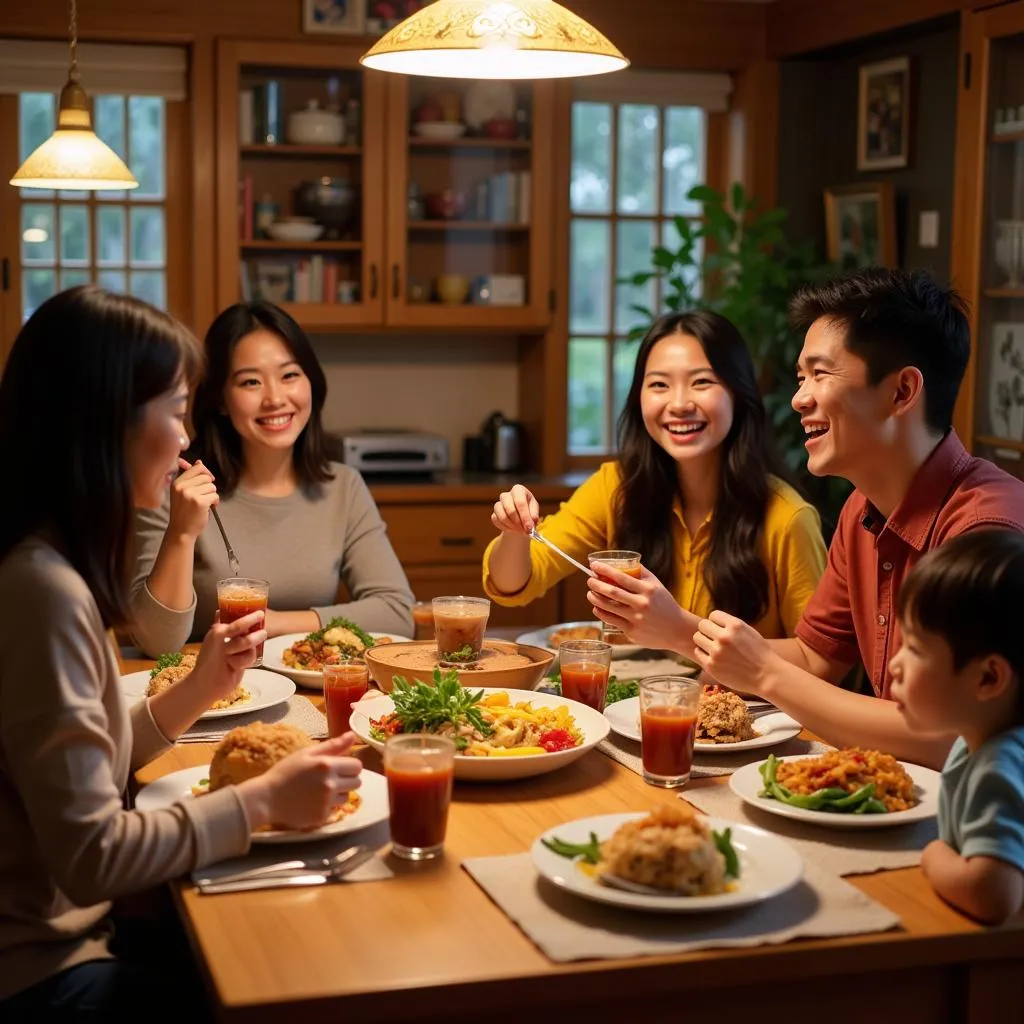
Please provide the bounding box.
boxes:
[889,528,1024,924]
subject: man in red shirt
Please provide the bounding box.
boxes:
[588,268,1024,767]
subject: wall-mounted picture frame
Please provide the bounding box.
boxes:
[303,0,366,35]
[366,1,429,37]
[824,182,897,271]
[857,56,912,171]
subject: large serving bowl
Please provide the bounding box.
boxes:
[349,686,609,781]
[294,177,359,238]
[364,639,554,694]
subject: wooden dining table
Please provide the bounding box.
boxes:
[127,651,1024,1024]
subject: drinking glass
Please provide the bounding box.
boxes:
[411,600,435,642]
[587,550,642,644]
[431,596,490,666]
[639,675,702,788]
[558,639,613,711]
[323,657,370,737]
[384,734,456,861]
[216,577,270,666]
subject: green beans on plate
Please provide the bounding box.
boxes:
[758,753,888,814]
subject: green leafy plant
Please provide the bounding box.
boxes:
[386,669,491,749]
[622,182,851,528]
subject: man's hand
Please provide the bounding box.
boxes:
[692,610,776,697]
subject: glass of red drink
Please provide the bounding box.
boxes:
[586,550,641,644]
[412,600,435,642]
[431,596,490,666]
[558,639,613,711]
[216,577,269,666]
[323,658,370,737]
[384,734,456,861]
[639,675,701,788]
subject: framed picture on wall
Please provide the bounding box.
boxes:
[303,0,366,35]
[824,183,897,270]
[857,57,912,170]
[366,1,429,36]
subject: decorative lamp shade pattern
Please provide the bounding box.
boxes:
[360,0,629,80]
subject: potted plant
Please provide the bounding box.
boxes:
[623,182,850,531]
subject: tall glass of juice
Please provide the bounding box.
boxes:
[411,600,435,642]
[559,639,612,711]
[216,577,270,667]
[431,596,490,666]
[639,675,701,788]
[322,658,370,737]
[587,550,642,644]
[384,734,456,861]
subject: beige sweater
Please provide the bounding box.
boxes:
[0,538,250,1000]
[129,463,414,657]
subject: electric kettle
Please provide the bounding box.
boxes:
[480,411,526,472]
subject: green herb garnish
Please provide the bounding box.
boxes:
[439,643,477,664]
[542,832,603,865]
[150,652,183,678]
[712,828,741,879]
[308,616,376,650]
[388,669,491,748]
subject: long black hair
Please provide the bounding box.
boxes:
[0,286,200,627]
[614,310,791,623]
[189,301,333,496]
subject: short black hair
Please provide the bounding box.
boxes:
[897,529,1024,717]
[789,268,970,434]
[190,301,333,497]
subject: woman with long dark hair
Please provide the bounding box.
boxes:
[0,287,362,1018]
[484,311,825,637]
[130,301,413,655]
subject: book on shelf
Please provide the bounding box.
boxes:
[469,171,531,225]
[239,90,255,146]
[239,175,254,241]
[245,256,355,305]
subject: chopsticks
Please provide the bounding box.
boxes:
[182,458,240,576]
[529,528,595,578]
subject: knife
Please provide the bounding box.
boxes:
[195,844,368,887]
[198,873,329,894]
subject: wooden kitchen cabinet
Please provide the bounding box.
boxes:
[215,42,554,332]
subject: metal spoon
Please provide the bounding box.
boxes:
[195,844,369,887]
[529,528,595,578]
[210,505,241,578]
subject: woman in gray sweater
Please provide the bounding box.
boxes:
[130,302,414,656]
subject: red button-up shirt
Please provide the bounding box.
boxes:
[795,432,1024,698]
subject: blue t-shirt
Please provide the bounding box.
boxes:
[939,728,1024,869]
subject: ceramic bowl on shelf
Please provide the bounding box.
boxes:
[287,100,345,146]
[435,273,470,305]
[294,178,359,239]
[481,117,518,140]
[266,221,325,242]
[413,121,467,140]
[423,189,467,220]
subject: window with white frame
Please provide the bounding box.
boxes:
[566,73,730,456]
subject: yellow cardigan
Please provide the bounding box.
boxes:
[482,461,827,638]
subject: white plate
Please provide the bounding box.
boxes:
[412,121,467,139]
[120,667,295,721]
[262,632,412,690]
[349,687,609,781]
[135,765,390,845]
[531,812,803,913]
[604,697,802,753]
[516,621,642,659]
[729,754,941,829]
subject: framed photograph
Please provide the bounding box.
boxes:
[303,0,366,35]
[824,183,897,271]
[858,57,911,170]
[366,0,429,37]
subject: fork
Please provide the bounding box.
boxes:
[195,845,369,887]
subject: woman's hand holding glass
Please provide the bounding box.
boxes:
[491,483,540,536]
[167,458,218,541]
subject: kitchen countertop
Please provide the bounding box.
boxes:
[366,471,589,504]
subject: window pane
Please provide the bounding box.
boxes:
[18,93,56,198]
[129,271,166,309]
[130,207,165,266]
[568,338,609,453]
[60,269,91,289]
[99,269,127,293]
[569,219,611,334]
[23,269,57,321]
[617,105,658,215]
[129,97,165,199]
[661,220,703,302]
[613,337,642,428]
[98,207,127,266]
[571,102,611,214]
[60,205,90,265]
[663,107,705,216]
[21,205,55,263]
[95,95,128,201]
[615,219,656,335]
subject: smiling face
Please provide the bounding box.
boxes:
[126,378,189,509]
[223,328,312,457]
[639,332,735,467]
[792,318,898,480]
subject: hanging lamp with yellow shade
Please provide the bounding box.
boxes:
[10,0,138,191]
[360,0,629,80]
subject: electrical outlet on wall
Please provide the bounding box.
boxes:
[919,211,940,249]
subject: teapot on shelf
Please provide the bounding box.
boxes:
[480,411,526,473]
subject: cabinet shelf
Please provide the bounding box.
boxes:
[241,144,362,158]
[983,287,1024,298]
[407,220,530,232]
[408,137,532,151]
[976,434,1024,454]
[241,240,363,251]
[990,130,1024,144]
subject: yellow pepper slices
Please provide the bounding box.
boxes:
[480,692,510,707]
[486,746,547,757]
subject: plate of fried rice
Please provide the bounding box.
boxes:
[730,749,941,829]
[531,805,803,913]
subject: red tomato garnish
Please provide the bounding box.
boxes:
[539,728,576,753]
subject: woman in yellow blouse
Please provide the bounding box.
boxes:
[483,310,826,639]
